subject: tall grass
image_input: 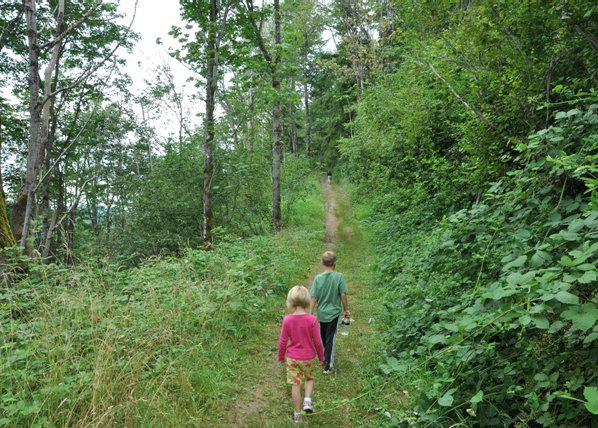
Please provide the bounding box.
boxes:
[0,175,324,427]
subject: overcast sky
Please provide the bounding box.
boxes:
[120,0,201,139]
[121,0,190,88]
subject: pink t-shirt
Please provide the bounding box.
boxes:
[277,313,325,362]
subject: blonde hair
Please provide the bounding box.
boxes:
[322,251,336,267]
[286,285,311,310]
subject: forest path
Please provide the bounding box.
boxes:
[225,179,384,427]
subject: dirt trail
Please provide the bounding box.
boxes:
[323,179,338,250]
[226,179,380,427]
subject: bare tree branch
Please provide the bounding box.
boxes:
[42,0,139,106]
[575,24,598,53]
[38,0,103,51]
[54,175,97,229]
[501,25,532,65]
[33,101,100,194]
[242,0,273,67]
[427,61,499,132]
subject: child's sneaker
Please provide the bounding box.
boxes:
[294,412,303,423]
[303,400,314,413]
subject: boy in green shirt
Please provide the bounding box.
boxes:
[309,251,350,374]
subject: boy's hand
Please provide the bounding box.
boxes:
[344,310,351,318]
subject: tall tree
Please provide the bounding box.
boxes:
[0,117,16,248]
[176,0,234,248]
[10,0,137,251]
[334,0,377,97]
[204,0,222,249]
[242,0,283,232]
[284,0,326,156]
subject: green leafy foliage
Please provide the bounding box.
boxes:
[340,1,598,425]
[363,101,598,426]
[0,186,323,426]
[585,387,598,415]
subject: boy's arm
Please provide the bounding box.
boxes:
[309,296,317,315]
[341,292,350,317]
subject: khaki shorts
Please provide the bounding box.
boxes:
[285,357,316,385]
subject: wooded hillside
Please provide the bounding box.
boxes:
[1,0,597,426]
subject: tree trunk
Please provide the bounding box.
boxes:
[303,35,311,157]
[0,188,16,248]
[247,85,255,151]
[11,0,41,244]
[203,0,219,250]
[64,206,76,265]
[14,0,65,249]
[292,125,297,155]
[0,116,16,248]
[272,0,282,232]
[42,209,58,260]
[221,97,239,148]
[54,164,65,256]
[40,183,51,252]
[40,53,61,254]
[243,0,282,230]
[105,198,113,243]
[140,104,154,170]
[288,83,297,154]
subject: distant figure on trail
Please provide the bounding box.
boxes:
[278,286,325,423]
[326,171,332,183]
[309,251,350,374]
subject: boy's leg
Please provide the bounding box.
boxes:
[325,318,338,370]
[319,321,330,368]
[320,317,339,370]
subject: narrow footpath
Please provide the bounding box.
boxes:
[226,180,385,427]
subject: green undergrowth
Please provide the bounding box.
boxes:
[0,178,324,427]
[356,102,598,426]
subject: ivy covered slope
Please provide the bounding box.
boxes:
[371,101,598,426]
[339,1,598,426]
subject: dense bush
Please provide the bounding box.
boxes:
[339,1,598,425]
[363,97,598,426]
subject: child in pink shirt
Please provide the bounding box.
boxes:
[278,285,325,422]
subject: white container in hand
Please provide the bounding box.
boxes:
[340,316,350,336]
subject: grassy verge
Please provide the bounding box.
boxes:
[0,177,324,427]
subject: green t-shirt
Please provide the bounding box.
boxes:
[310,271,348,323]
